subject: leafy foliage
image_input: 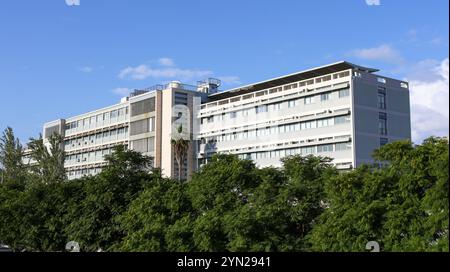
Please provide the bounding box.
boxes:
[308,138,449,252]
[0,126,448,252]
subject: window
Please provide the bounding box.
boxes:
[103,131,110,141]
[320,93,330,101]
[317,118,333,128]
[288,99,298,108]
[149,117,155,132]
[284,83,298,91]
[230,111,237,119]
[335,115,351,125]
[380,137,389,146]
[174,92,188,105]
[269,103,280,111]
[132,137,155,153]
[317,144,333,153]
[131,98,155,117]
[130,118,151,136]
[301,146,316,154]
[207,116,214,123]
[110,129,117,140]
[379,112,387,135]
[378,87,386,109]
[301,120,316,130]
[339,89,350,98]
[335,142,351,151]
[304,97,313,105]
[256,105,268,114]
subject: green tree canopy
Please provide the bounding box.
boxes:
[0,127,25,186]
[308,137,449,252]
[64,145,155,251]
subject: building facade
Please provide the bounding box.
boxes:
[31,61,411,180]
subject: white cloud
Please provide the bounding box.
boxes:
[158,57,175,67]
[407,58,449,143]
[111,87,131,96]
[349,44,403,64]
[79,66,93,73]
[365,0,380,5]
[118,64,213,81]
[218,76,241,85]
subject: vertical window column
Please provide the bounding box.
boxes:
[379,112,387,135]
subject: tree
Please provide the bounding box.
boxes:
[187,154,266,251]
[308,137,449,252]
[116,177,193,252]
[65,145,155,251]
[171,125,190,181]
[0,127,24,184]
[222,155,336,252]
[27,133,66,183]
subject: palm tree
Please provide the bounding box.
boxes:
[171,125,190,181]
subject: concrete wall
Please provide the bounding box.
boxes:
[352,72,411,166]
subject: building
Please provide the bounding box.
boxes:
[33,61,411,180]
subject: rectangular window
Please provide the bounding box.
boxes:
[338,89,350,98]
[130,118,151,136]
[256,105,268,114]
[317,118,333,128]
[174,92,188,105]
[230,112,237,119]
[379,112,388,135]
[110,110,118,118]
[288,100,298,108]
[317,144,333,153]
[380,137,389,146]
[301,146,316,154]
[378,87,387,109]
[132,137,155,153]
[335,142,351,151]
[131,98,155,117]
[149,117,155,132]
[304,97,313,105]
[335,115,351,125]
[320,93,330,101]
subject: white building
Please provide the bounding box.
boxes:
[33,61,411,179]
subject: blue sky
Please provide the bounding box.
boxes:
[0,0,448,144]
